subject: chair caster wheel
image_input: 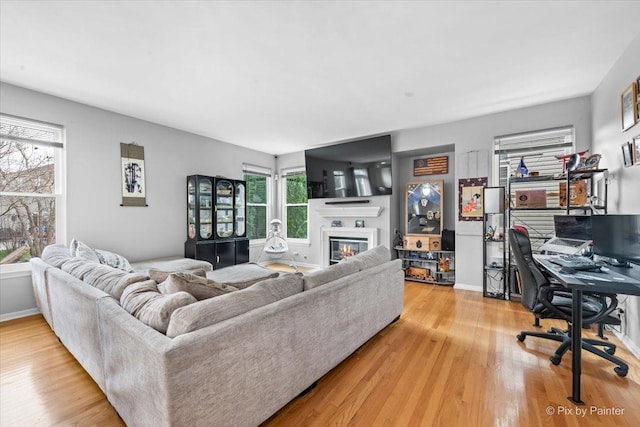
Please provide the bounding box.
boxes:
[550,355,562,365]
[614,366,628,377]
[517,334,525,342]
[605,346,616,355]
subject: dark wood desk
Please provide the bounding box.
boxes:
[534,255,640,404]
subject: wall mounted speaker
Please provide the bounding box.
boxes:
[441,229,455,251]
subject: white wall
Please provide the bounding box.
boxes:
[0,82,275,319]
[591,33,640,355]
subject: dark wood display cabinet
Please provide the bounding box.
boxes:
[185,175,249,269]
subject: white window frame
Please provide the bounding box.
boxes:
[0,113,66,277]
[493,126,574,252]
[281,166,309,244]
[243,163,272,245]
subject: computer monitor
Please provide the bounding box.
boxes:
[554,215,592,240]
[592,215,640,265]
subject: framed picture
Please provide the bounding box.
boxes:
[355,220,365,228]
[622,141,633,167]
[406,180,443,236]
[458,177,488,221]
[637,75,640,122]
[120,143,148,207]
[621,82,637,131]
[633,135,640,165]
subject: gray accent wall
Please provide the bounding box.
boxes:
[591,33,640,355]
[0,82,275,319]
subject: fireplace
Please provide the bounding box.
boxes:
[321,227,378,266]
[329,237,368,265]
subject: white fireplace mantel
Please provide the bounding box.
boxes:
[316,206,383,218]
[321,227,378,266]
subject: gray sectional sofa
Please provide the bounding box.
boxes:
[30,244,404,427]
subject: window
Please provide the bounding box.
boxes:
[494,126,574,251]
[1,114,65,268]
[243,164,271,241]
[282,167,308,241]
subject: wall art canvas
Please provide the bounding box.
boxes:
[459,177,487,221]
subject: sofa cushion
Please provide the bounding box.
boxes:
[206,263,279,289]
[130,257,213,274]
[159,272,239,301]
[303,260,359,291]
[343,245,391,271]
[148,268,207,283]
[41,244,72,268]
[61,257,103,281]
[61,257,148,299]
[166,273,303,338]
[120,280,196,334]
[84,265,149,299]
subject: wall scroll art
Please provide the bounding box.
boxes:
[120,142,148,206]
[458,177,487,221]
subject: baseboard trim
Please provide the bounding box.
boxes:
[0,308,40,323]
[611,328,640,360]
[453,283,482,292]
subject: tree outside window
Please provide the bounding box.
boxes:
[284,171,308,240]
[244,172,269,240]
[1,115,63,264]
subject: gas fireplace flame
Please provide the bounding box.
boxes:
[340,245,356,259]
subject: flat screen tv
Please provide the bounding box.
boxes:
[304,135,392,199]
[592,214,640,266]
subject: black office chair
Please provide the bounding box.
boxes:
[509,227,628,377]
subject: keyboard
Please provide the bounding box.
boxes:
[549,255,600,271]
[554,238,583,247]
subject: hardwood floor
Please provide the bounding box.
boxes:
[1,282,639,426]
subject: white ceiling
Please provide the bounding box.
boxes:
[1,1,640,155]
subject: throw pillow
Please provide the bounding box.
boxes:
[68,238,133,272]
[120,280,196,334]
[94,248,133,272]
[149,268,206,283]
[159,272,239,300]
[69,238,80,257]
[206,263,280,289]
[75,240,101,263]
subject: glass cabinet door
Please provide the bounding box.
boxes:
[199,178,213,239]
[216,179,234,238]
[235,181,246,237]
[187,178,197,239]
